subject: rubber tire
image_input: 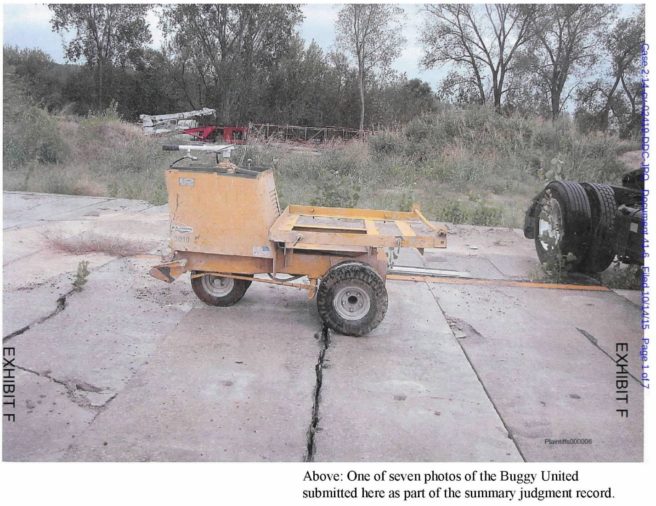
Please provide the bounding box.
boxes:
[317,262,388,337]
[534,181,592,271]
[191,272,251,307]
[581,183,617,273]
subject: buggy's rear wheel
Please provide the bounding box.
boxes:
[191,272,251,306]
[317,262,388,336]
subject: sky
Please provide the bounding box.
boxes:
[2,2,444,88]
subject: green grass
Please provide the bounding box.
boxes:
[3,101,175,204]
[235,106,636,228]
[3,96,638,225]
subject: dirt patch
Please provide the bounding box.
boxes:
[45,231,155,257]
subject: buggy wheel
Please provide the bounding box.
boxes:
[534,181,592,272]
[191,272,251,306]
[317,262,388,336]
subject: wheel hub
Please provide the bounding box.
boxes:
[538,197,563,251]
[333,286,371,320]
[201,275,234,297]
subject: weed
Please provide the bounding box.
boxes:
[600,262,644,290]
[399,191,414,212]
[72,260,90,292]
[47,231,154,257]
[310,172,361,208]
[471,204,503,226]
[438,200,469,225]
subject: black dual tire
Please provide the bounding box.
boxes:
[534,181,592,271]
[580,183,617,273]
[317,261,388,337]
[191,272,252,306]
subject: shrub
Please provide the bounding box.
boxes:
[4,104,69,170]
[437,200,469,224]
[471,204,504,226]
[369,129,404,158]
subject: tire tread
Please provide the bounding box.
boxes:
[317,262,388,336]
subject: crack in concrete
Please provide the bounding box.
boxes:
[3,290,73,342]
[576,327,644,386]
[14,363,115,414]
[425,283,527,462]
[304,324,330,462]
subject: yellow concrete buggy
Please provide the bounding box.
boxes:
[150,144,446,336]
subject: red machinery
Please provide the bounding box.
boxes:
[183,125,248,144]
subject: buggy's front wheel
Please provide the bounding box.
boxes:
[317,262,388,336]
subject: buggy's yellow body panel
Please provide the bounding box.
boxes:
[153,165,446,289]
[166,168,280,259]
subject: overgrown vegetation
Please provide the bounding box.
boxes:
[4,82,638,229]
[3,68,172,203]
[240,106,637,228]
[3,35,638,228]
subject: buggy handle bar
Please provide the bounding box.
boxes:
[163,144,235,155]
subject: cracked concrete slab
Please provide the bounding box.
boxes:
[428,283,643,461]
[8,258,192,395]
[3,272,74,337]
[3,369,96,461]
[4,243,115,292]
[3,256,194,461]
[313,280,521,462]
[3,191,644,463]
[65,283,319,461]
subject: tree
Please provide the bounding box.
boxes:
[421,4,534,111]
[526,4,616,120]
[335,4,405,131]
[575,8,644,137]
[49,4,152,110]
[161,4,303,123]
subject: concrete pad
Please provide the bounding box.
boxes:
[65,283,320,461]
[511,287,644,380]
[3,194,169,335]
[428,283,643,461]
[423,251,508,279]
[91,209,168,244]
[3,192,112,229]
[2,192,645,464]
[3,225,52,265]
[3,205,166,271]
[485,253,540,279]
[613,289,642,307]
[50,197,153,221]
[313,280,521,462]
[393,247,426,268]
[3,369,96,461]
[3,272,73,337]
[3,249,115,292]
[8,257,192,393]
[4,258,194,461]
[444,224,534,257]
[3,192,152,229]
